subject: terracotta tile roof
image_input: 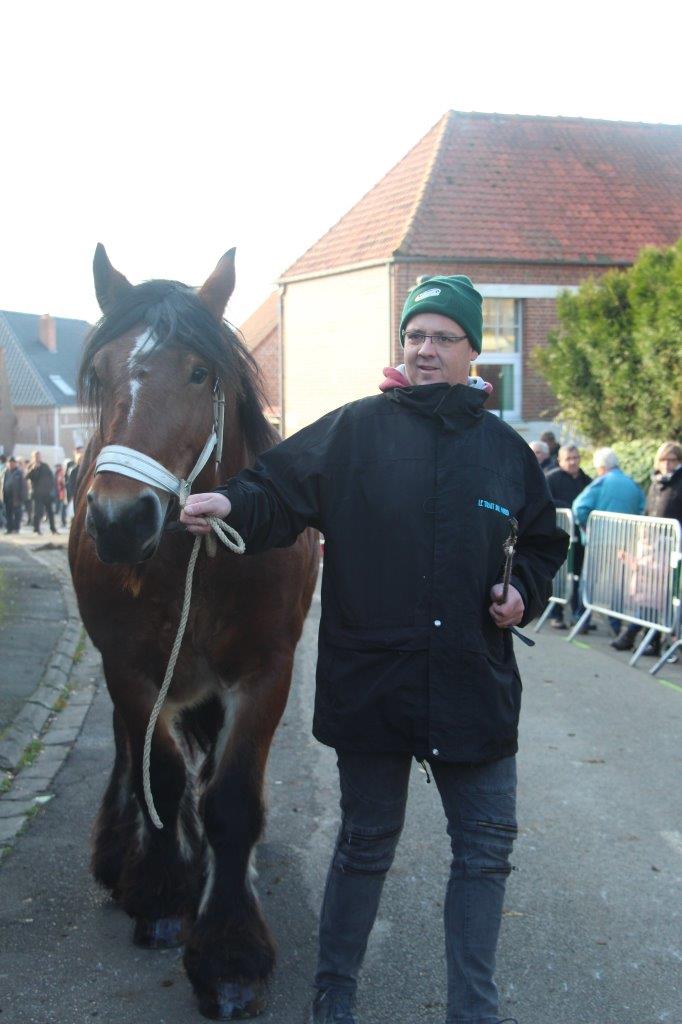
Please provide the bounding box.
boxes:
[238,291,278,350]
[281,111,682,278]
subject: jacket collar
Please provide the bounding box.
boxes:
[385,381,487,431]
[652,464,682,488]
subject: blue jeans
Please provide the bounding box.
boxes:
[315,750,518,1024]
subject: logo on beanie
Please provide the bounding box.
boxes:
[414,288,441,301]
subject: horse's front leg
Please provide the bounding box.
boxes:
[101,663,203,948]
[184,667,291,1020]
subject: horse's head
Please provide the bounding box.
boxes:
[82,245,272,565]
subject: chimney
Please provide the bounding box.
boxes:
[38,314,57,353]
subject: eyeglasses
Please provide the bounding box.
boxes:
[404,330,468,347]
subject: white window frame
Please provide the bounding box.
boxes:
[475,299,523,420]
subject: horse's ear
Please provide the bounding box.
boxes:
[197,248,236,320]
[93,244,133,315]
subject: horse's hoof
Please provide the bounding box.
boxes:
[133,915,184,948]
[198,981,266,1020]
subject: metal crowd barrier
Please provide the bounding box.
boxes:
[534,508,575,632]
[567,511,682,669]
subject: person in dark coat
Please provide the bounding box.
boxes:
[181,275,569,1024]
[611,441,682,655]
[65,445,84,511]
[26,450,57,534]
[645,441,682,522]
[545,445,592,628]
[541,429,561,463]
[2,456,24,533]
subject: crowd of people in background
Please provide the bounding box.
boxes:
[0,446,83,535]
[530,434,682,660]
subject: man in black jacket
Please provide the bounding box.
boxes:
[2,457,24,533]
[182,276,568,1024]
[26,451,57,535]
[545,445,592,629]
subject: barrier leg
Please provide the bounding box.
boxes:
[567,609,591,643]
[629,627,657,668]
[650,637,681,676]
[534,599,557,633]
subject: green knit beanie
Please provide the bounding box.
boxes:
[400,275,483,352]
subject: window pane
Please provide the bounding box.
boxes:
[476,363,515,413]
[482,329,516,354]
[481,298,520,352]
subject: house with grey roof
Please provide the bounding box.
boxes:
[0,311,92,461]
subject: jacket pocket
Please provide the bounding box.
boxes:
[461,624,507,662]
[321,624,430,653]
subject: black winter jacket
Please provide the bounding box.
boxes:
[645,466,682,524]
[2,467,23,503]
[545,467,592,509]
[26,462,54,499]
[220,383,568,764]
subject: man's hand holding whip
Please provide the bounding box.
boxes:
[488,516,535,645]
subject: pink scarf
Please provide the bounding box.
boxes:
[379,364,493,394]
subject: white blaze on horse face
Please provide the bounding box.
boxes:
[129,379,141,422]
[128,328,157,367]
[127,329,157,424]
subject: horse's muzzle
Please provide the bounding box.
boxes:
[86,488,165,564]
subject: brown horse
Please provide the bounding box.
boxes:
[69,246,318,1020]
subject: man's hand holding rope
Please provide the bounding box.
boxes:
[181,492,232,534]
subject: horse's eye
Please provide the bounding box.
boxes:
[190,366,209,385]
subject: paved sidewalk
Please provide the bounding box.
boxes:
[0,524,98,856]
[0,541,66,733]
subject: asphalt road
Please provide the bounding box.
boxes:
[1,582,681,1024]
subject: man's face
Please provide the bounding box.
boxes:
[558,448,580,478]
[530,444,547,464]
[403,312,477,387]
[33,451,41,464]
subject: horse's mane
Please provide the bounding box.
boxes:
[79,280,278,456]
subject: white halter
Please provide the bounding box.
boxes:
[94,382,226,508]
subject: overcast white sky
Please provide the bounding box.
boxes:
[1,0,680,328]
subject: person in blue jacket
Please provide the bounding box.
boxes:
[572,447,645,635]
[572,447,644,529]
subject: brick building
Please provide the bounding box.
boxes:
[244,111,682,438]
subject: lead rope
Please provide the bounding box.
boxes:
[142,514,246,829]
